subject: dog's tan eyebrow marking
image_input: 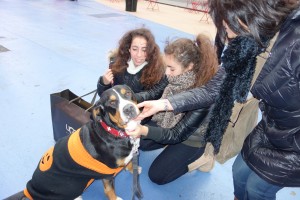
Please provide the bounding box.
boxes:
[120,88,126,95]
[109,95,116,101]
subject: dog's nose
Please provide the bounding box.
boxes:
[123,104,137,118]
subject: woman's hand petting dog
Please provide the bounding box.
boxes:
[135,99,173,121]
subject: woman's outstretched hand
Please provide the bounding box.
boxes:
[135,99,173,121]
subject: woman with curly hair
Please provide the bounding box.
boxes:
[97,27,167,102]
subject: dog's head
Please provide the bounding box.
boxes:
[93,85,140,130]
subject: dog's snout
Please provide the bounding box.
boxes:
[123,104,137,118]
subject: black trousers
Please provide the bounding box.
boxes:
[140,139,204,185]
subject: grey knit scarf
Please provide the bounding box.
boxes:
[152,71,196,128]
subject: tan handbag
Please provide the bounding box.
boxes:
[188,33,278,172]
[215,97,259,164]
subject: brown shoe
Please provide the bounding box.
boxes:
[188,143,215,172]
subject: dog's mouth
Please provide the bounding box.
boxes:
[124,120,139,132]
[103,99,140,130]
[121,113,139,126]
[109,119,135,132]
[109,108,139,130]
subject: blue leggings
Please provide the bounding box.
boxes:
[232,153,283,200]
[140,139,204,185]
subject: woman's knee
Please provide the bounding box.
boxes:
[148,160,182,185]
[148,167,168,185]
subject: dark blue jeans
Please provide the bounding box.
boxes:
[232,153,283,200]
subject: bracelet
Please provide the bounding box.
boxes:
[163,100,168,111]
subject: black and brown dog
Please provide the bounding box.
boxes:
[6,85,141,200]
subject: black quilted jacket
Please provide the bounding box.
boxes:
[241,7,300,187]
[144,106,211,147]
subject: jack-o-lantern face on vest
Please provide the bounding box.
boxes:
[39,146,54,171]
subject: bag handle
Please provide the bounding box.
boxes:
[69,89,98,112]
[250,32,279,88]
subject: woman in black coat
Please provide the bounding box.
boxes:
[97,28,168,124]
[97,27,167,101]
[135,0,300,199]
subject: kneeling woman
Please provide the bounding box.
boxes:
[127,34,219,185]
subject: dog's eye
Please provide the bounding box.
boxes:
[125,91,132,98]
[109,100,117,106]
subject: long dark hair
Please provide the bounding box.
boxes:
[111,28,165,89]
[209,0,300,46]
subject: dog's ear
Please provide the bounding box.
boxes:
[92,105,101,120]
[92,99,106,120]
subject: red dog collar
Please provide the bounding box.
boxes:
[99,120,129,138]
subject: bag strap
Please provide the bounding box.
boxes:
[69,89,98,111]
[250,33,279,88]
[230,33,279,123]
[90,90,98,105]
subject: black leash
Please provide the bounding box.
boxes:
[132,146,143,200]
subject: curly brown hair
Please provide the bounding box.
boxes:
[164,34,219,88]
[110,28,165,89]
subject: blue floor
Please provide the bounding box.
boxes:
[0,0,299,199]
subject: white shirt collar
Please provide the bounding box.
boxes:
[127,59,148,74]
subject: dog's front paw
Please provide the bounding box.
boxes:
[116,197,123,200]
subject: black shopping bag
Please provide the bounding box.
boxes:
[50,89,97,141]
